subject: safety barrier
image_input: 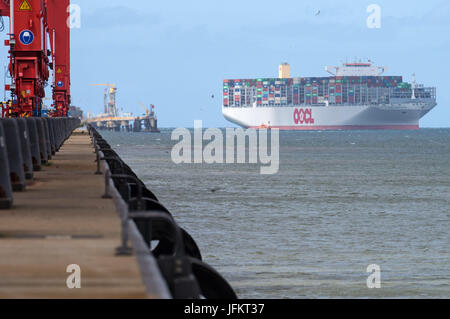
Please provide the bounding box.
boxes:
[44,118,56,156]
[1,119,26,191]
[0,121,13,209]
[42,119,52,160]
[25,118,42,171]
[87,124,237,299]
[16,119,33,180]
[0,117,81,210]
[35,118,49,164]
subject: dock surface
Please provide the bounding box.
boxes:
[0,132,148,298]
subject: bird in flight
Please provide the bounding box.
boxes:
[315,10,321,16]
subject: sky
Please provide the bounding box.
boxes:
[1,0,449,127]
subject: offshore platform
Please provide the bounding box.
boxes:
[87,84,160,133]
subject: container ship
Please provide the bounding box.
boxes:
[222,61,437,130]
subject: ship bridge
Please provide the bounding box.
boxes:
[326,61,387,77]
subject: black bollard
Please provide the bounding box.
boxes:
[57,118,65,147]
[0,119,26,192]
[0,121,13,209]
[42,119,52,160]
[63,118,69,140]
[51,118,57,154]
[25,118,42,171]
[45,118,56,155]
[16,119,34,180]
[53,118,61,149]
[51,118,60,152]
[35,118,49,164]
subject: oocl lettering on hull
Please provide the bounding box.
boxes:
[293,108,315,125]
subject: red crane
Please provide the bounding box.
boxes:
[0,0,71,118]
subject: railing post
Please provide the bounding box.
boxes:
[94,143,102,175]
[102,168,112,199]
[116,204,133,256]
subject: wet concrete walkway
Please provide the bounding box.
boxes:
[0,132,149,298]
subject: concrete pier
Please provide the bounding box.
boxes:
[0,132,152,298]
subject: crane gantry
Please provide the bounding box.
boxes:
[0,0,71,118]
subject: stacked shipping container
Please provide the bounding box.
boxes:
[222,75,435,107]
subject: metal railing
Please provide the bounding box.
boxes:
[88,124,238,299]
